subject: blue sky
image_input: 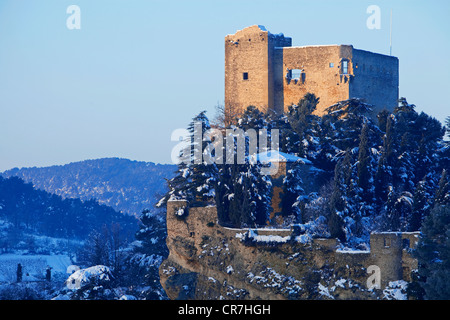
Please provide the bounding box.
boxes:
[0,0,449,171]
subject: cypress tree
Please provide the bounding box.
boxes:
[435,169,450,205]
[357,123,371,202]
[374,114,395,210]
[410,176,433,231]
[328,151,353,242]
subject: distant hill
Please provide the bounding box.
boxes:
[1,158,176,216]
[0,175,138,241]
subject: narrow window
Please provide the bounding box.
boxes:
[243,72,249,80]
[402,238,410,250]
[342,60,348,74]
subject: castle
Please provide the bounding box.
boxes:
[159,27,415,300]
[225,25,399,116]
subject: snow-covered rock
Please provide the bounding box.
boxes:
[66,265,113,290]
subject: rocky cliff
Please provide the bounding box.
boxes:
[159,200,419,300]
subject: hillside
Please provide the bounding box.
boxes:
[1,158,177,216]
[0,176,138,242]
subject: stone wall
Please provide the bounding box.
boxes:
[225,25,399,118]
[350,48,399,113]
[225,25,291,115]
[275,45,352,116]
[160,201,419,300]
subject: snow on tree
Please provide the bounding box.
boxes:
[415,204,450,299]
[158,111,217,210]
[285,93,321,158]
[435,169,450,205]
[214,106,273,227]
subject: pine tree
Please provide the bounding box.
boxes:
[412,112,445,188]
[415,204,450,299]
[286,93,320,158]
[381,186,413,231]
[237,105,268,131]
[280,160,306,222]
[128,209,168,299]
[377,108,391,133]
[271,112,299,155]
[446,116,450,140]
[134,209,168,258]
[78,228,111,267]
[218,161,271,228]
[410,175,434,231]
[393,99,444,192]
[158,111,217,210]
[213,106,273,228]
[323,98,373,152]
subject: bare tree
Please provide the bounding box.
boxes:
[211,102,242,128]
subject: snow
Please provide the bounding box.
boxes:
[318,283,335,299]
[336,248,370,254]
[275,44,340,50]
[181,167,190,178]
[250,150,312,164]
[0,254,72,282]
[235,229,291,244]
[294,234,312,244]
[335,278,347,288]
[383,280,408,300]
[252,233,291,243]
[226,265,234,274]
[155,196,166,208]
[233,216,329,245]
[66,265,112,290]
[175,207,186,216]
[246,268,302,295]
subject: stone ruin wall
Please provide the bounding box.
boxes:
[160,200,419,300]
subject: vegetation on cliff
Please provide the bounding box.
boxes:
[160,94,449,252]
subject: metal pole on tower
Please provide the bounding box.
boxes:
[390,9,393,56]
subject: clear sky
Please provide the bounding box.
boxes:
[0,0,449,171]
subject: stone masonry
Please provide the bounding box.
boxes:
[225,25,399,117]
[160,200,419,300]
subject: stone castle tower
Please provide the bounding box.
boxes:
[225,25,399,116]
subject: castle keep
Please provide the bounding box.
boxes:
[225,25,399,116]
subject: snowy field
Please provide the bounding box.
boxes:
[0,254,72,282]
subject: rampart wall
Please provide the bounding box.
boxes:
[160,200,419,300]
